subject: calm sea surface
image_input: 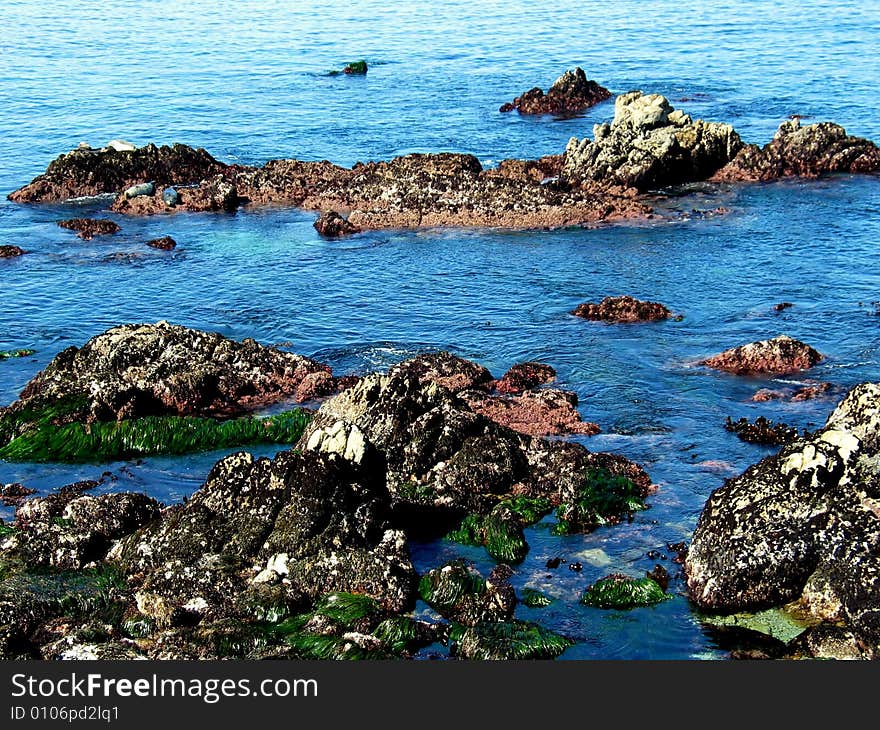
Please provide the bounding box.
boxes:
[1,0,879,658]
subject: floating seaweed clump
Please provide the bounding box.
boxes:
[450,620,573,660]
[579,573,669,609]
[521,588,554,608]
[0,409,311,463]
[552,468,647,534]
[0,349,35,360]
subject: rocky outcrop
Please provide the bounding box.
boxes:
[461,387,600,438]
[9,143,226,203]
[313,211,361,237]
[723,415,800,446]
[0,245,26,258]
[0,322,334,441]
[686,382,880,657]
[702,334,823,375]
[499,68,611,115]
[494,362,556,394]
[57,218,120,240]
[752,382,836,403]
[562,91,743,190]
[572,295,672,323]
[110,175,239,214]
[145,236,177,250]
[712,119,880,182]
[389,351,494,393]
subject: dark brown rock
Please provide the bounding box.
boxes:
[702,334,823,375]
[145,236,177,251]
[572,295,671,323]
[57,218,120,240]
[712,119,880,182]
[499,68,611,115]
[9,143,226,203]
[0,483,36,507]
[724,415,800,446]
[0,246,25,258]
[390,351,494,393]
[313,211,361,237]
[494,362,556,395]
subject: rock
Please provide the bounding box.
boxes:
[461,387,600,437]
[9,143,226,203]
[579,573,669,609]
[0,322,333,440]
[685,382,880,656]
[124,182,155,199]
[773,302,793,312]
[0,245,26,258]
[702,334,823,375]
[113,448,416,617]
[752,382,835,403]
[0,483,36,506]
[450,620,572,660]
[313,211,361,237]
[0,348,35,359]
[343,60,368,75]
[145,236,177,250]
[418,560,516,626]
[494,362,556,394]
[390,351,494,393]
[712,119,880,182]
[112,177,239,215]
[572,295,672,323]
[562,91,743,190]
[57,218,121,240]
[724,416,801,446]
[499,67,611,115]
[7,491,161,570]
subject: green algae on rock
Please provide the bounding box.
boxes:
[449,620,573,660]
[579,573,669,609]
[444,504,529,563]
[0,409,311,463]
[418,560,515,626]
[0,349,35,360]
[552,467,648,534]
[521,587,554,608]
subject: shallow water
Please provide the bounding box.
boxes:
[1,0,879,659]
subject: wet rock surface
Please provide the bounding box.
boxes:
[9,143,226,203]
[562,91,743,190]
[686,382,880,657]
[57,218,121,240]
[145,236,177,250]
[572,295,672,323]
[0,245,26,258]
[499,67,611,115]
[724,415,801,446]
[494,362,556,394]
[1,321,333,438]
[702,334,823,375]
[713,119,880,182]
[313,211,361,237]
[461,387,600,437]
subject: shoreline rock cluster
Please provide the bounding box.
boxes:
[0,325,654,660]
[9,80,879,234]
[499,67,611,115]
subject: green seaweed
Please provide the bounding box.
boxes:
[285,632,390,660]
[579,574,669,609]
[497,495,553,526]
[0,349,35,360]
[521,588,554,608]
[0,523,17,537]
[552,468,646,534]
[444,513,484,546]
[312,592,381,627]
[418,560,487,614]
[483,508,528,563]
[395,479,437,503]
[450,620,573,660]
[0,409,311,463]
[372,616,436,655]
[343,60,368,75]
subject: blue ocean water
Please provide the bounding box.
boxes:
[1,0,879,659]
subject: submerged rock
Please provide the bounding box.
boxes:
[0,245,26,258]
[0,322,334,451]
[562,91,743,190]
[579,573,669,609]
[713,118,880,182]
[145,236,177,251]
[418,560,516,626]
[313,211,362,238]
[702,334,823,375]
[57,218,121,240]
[499,67,611,115]
[343,60,368,75]
[685,382,880,656]
[724,415,801,446]
[572,294,672,323]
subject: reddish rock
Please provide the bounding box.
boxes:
[390,351,494,393]
[494,362,557,395]
[9,143,226,203]
[57,218,121,240]
[1,482,37,507]
[572,295,672,323]
[0,245,25,258]
[111,177,239,215]
[333,375,361,393]
[712,119,880,182]
[752,381,835,403]
[313,211,361,237]
[462,388,599,438]
[484,155,564,183]
[500,68,611,115]
[702,334,823,375]
[146,236,176,250]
